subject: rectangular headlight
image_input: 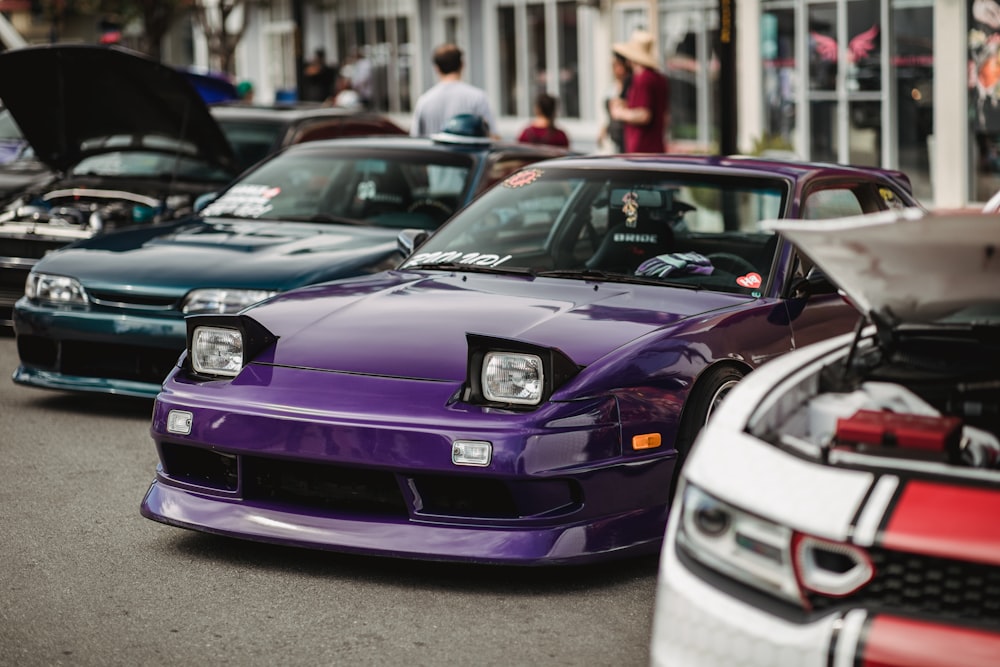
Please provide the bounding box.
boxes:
[190,326,244,377]
[482,351,543,405]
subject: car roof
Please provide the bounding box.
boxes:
[279,133,573,158]
[0,44,236,173]
[530,153,912,184]
[209,103,395,123]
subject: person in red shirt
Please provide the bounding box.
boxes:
[517,92,570,148]
[609,30,669,153]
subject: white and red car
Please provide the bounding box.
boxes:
[651,208,1000,667]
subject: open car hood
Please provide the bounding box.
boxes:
[0,44,235,172]
[764,209,1000,326]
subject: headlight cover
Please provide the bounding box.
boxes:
[676,483,874,608]
[463,334,579,409]
[25,273,88,305]
[185,314,277,379]
[182,288,278,314]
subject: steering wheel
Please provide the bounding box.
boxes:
[707,252,758,276]
[406,199,454,225]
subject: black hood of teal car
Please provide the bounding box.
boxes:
[34,218,401,292]
[242,270,754,381]
[0,44,235,173]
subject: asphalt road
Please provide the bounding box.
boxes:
[0,333,660,667]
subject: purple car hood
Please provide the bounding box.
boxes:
[250,271,751,381]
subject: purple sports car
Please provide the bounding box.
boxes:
[141,155,922,565]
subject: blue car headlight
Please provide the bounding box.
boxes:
[182,288,278,314]
[25,273,88,306]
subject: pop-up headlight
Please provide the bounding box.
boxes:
[185,314,277,379]
[463,334,579,409]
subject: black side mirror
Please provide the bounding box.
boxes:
[791,266,838,299]
[397,228,430,257]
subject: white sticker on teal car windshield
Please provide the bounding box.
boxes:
[202,184,281,218]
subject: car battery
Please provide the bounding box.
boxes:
[833,410,963,463]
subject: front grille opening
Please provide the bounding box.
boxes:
[412,475,580,519]
[61,340,182,383]
[161,442,238,491]
[243,458,408,517]
[17,335,58,367]
[811,548,1000,623]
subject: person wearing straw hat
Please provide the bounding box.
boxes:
[609,29,669,153]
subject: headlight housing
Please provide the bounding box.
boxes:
[25,273,88,305]
[185,314,277,379]
[182,288,277,314]
[676,483,873,608]
[462,334,579,409]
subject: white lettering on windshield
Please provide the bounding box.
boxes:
[404,251,514,268]
[202,184,281,218]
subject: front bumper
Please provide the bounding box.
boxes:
[651,523,1000,667]
[140,365,676,564]
[13,297,186,397]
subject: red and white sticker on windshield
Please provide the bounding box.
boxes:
[503,169,542,188]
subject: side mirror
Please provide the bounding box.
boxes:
[397,228,430,257]
[791,266,838,299]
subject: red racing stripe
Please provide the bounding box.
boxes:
[880,480,1000,566]
[861,615,1000,667]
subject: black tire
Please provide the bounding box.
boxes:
[670,365,745,494]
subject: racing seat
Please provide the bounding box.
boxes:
[586,205,676,274]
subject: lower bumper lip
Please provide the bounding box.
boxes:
[140,480,666,565]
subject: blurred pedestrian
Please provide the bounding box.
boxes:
[609,30,669,153]
[598,53,632,152]
[517,92,570,148]
[302,48,338,102]
[411,43,497,137]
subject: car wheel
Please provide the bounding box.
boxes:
[670,365,745,493]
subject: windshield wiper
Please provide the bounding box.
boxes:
[534,269,702,288]
[280,214,366,225]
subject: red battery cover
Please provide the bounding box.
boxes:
[834,410,963,460]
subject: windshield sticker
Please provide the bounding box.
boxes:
[736,272,762,289]
[202,184,281,218]
[622,191,639,227]
[404,250,513,268]
[503,169,542,189]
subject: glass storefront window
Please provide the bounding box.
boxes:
[970,1,1000,200]
[493,1,581,119]
[335,12,414,114]
[661,1,720,151]
[762,8,796,144]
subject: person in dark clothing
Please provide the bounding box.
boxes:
[302,48,338,102]
[517,92,570,147]
[609,30,669,153]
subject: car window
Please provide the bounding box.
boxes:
[71,150,233,182]
[200,148,474,230]
[215,119,286,171]
[801,187,864,219]
[403,166,789,295]
[294,119,406,143]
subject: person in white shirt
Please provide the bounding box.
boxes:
[411,44,498,138]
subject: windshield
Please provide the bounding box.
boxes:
[402,166,789,295]
[71,150,233,182]
[200,147,475,230]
